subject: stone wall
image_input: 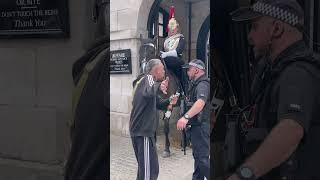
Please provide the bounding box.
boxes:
[0,0,91,179]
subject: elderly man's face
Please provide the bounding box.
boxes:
[248,16,275,60]
[151,63,165,82]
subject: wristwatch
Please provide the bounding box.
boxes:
[183,113,190,120]
[236,166,256,180]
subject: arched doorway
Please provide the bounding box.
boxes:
[196,15,210,78]
[147,4,169,53]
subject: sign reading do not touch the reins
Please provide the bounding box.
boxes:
[0,0,69,38]
[110,49,132,74]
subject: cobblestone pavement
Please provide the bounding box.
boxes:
[110,134,195,180]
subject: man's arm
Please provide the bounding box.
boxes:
[228,119,303,179]
[156,93,179,110]
[156,95,170,110]
[177,80,209,130]
[142,75,160,98]
[228,64,314,179]
[185,99,206,118]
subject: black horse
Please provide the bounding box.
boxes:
[137,34,184,157]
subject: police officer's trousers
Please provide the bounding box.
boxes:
[190,122,210,180]
[131,136,159,180]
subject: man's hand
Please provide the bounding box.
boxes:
[232,119,304,179]
[160,77,169,94]
[177,117,188,130]
[169,94,179,106]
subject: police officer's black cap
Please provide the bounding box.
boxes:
[230,0,304,29]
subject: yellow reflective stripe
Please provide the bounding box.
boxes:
[132,77,145,97]
[69,52,104,128]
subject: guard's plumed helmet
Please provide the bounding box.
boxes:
[168,16,179,31]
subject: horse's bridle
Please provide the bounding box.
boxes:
[139,43,157,73]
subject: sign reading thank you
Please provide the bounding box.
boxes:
[0,0,69,38]
[110,49,132,74]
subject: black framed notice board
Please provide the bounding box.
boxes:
[110,49,132,74]
[0,0,69,38]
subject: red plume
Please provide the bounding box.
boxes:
[166,5,175,33]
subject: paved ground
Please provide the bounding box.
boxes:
[110,134,195,180]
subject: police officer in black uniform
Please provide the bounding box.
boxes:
[177,59,210,180]
[226,0,320,179]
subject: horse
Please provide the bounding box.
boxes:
[138,34,184,157]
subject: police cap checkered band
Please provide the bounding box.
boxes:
[231,0,304,28]
[184,59,205,70]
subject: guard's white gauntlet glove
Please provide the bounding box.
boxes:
[160,50,178,59]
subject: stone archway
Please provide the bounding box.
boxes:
[196,15,210,77]
[136,0,158,39]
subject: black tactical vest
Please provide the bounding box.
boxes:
[244,41,320,179]
[186,75,210,125]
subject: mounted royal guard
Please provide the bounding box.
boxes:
[160,5,187,92]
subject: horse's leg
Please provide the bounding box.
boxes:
[159,71,180,158]
[164,117,170,150]
[162,117,171,158]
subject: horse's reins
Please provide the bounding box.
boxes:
[161,58,169,79]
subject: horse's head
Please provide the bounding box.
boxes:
[139,34,157,74]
